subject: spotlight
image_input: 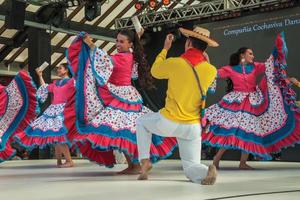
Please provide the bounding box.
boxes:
[152,27,157,32]
[67,0,81,7]
[135,1,144,10]
[36,3,66,27]
[52,7,66,27]
[85,0,102,21]
[149,0,157,9]
[162,0,171,6]
[157,26,162,32]
[51,9,67,27]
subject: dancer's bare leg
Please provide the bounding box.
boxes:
[117,154,141,175]
[59,144,74,168]
[137,158,152,180]
[55,145,62,167]
[213,148,226,169]
[239,153,254,170]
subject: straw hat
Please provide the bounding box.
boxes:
[179,26,219,47]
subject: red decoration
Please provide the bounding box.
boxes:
[149,0,157,9]
[162,0,170,6]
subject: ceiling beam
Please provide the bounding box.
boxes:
[0,36,13,45]
[93,0,123,26]
[0,27,28,62]
[0,37,67,54]
[0,36,67,64]
[0,8,117,42]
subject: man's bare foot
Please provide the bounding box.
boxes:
[117,165,141,175]
[239,163,254,170]
[201,165,217,185]
[59,161,74,168]
[137,159,152,180]
[213,157,220,169]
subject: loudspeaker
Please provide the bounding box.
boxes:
[4,0,26,30]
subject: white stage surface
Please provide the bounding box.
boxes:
[1,160,300,200]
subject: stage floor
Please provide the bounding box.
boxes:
[0,160,300,200]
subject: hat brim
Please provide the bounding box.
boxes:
[179,27,219,47]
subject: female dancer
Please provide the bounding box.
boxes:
[15,64,76,167]
[202,33,300,169]
[67,30,177,174]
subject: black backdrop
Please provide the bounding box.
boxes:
[142,6,300,161]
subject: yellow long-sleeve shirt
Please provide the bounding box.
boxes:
[151,49,217,124]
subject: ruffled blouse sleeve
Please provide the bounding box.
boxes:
[36,83,54,103]
[90,47,114,86]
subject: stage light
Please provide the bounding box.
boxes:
[149,0,157,9]
[52,9,66,27]
[135,1,144,10]
[67,0,81,7]
[85,0,102,21]
[36,3,66,27]
[157,26,162,32]
[162,0,171,6]
[152,27,157,32]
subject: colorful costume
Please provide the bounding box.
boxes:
[15,75,116,166]
[202,32,300,160]
[136,48,217,183]
[67,33,177,166]
[0,71,38,162]
[15,78,76,149]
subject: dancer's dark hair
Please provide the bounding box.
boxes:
[59,63,72,78]
[188,36,208,51]
[118,30,154,89]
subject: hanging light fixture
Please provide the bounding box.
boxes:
[148,0,157,9]
[36,2,66,27]
[135,1,144,10]
[84,0,102,21]
[162,0,171,6]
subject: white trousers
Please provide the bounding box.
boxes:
[136,112,208,184]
